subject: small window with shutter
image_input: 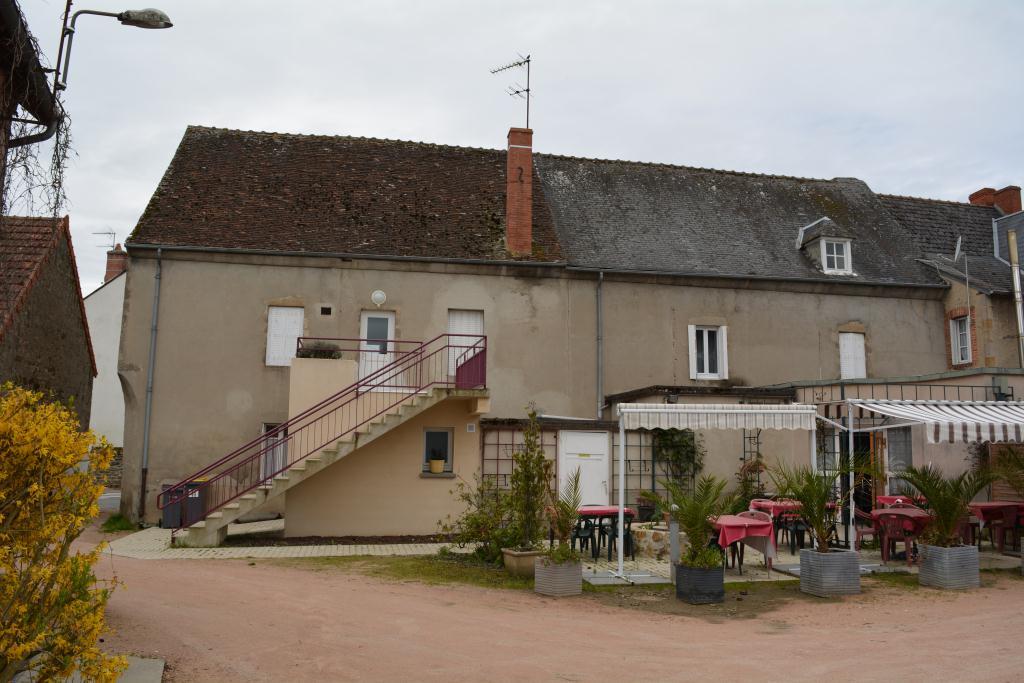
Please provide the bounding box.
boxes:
[266,306,304,366]
[839,332,866,379]
[687,325,728,380]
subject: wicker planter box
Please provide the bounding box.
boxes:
[799,548,861,598]
[919,544,980,590]
[534,557,582,596]
[502,548,545,578]
[675,564,725,604]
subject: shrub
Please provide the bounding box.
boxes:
[438,475,517,564]
[0,384,126,682]
[508,406,552,551]
[295,342,343,360]
[545,467,582,564]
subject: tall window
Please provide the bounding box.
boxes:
[887,427,913,494]
[821,239,852,274]
[266,306,304,366]
[839,332,866,379]
[950,316,971,365]
[688,325,728,380]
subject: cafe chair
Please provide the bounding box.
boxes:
[988,505,1020,554]
[854,509,878,551]
[604,516,635,562]
[778,513,810,555]
[571,518,596,555]
[877,512,918,567]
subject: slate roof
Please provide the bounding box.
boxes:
[879,195,1012,294]
[0,216,96,373]
[130,126,562,262]
[130,126,949,288]
[535,156,942,286]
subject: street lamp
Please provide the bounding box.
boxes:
[55,7,173,91]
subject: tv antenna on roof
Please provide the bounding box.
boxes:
[93,230,116,250]
[490,53,531,128]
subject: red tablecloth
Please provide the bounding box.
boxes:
[870,507,931,534]
[968,501,1023,525]
[713,515,776,559]
[577,506,635,519]
[877,495,925,507]
[750,499,801,517]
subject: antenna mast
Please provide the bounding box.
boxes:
[490,53,531,128]
[93,230,116,250]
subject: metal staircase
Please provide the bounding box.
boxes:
[157,334,487,546]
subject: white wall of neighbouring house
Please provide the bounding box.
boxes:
[84,273,126,447]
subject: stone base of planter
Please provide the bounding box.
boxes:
[799,548,861,597]
[502,548,546,578]
[675,564,725,604]
[534,558,582,596]
[919,544,980,590]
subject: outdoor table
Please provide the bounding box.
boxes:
[870,507,931,534]
[749,499,801,517]
[876,495,925,507]
[578,506,636,561]
[712,514,776,574]
[967,501,1022,531]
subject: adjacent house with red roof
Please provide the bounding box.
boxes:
[0,216,96,426]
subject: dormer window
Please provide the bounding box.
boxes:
[821,239,852,274]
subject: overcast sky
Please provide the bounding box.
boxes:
[19,0,1024,294]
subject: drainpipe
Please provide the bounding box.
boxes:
[138,248,163,520]
[596,271,604,419]
[1009,231,1024,367]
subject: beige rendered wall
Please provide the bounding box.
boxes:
[284,398,480,537]
[119,250,951,522]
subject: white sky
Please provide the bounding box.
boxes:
[19,0,1024,294]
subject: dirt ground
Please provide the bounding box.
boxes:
[80,525,1024,682]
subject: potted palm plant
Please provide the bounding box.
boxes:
[535,468,583,596]
[898,464,994,589]
[663,475,728,604]
[501,407,552,577]
[770,462,860,597]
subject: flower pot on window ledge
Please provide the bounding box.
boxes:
[428,458,445,474]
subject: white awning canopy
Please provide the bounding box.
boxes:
[617,403,817,431]
[849,399,1024,444]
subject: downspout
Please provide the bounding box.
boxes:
[1008,231,1024,368]
[138,248,162,520]
[596,271,604,419]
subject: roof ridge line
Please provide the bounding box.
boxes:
[185,125,504,155]
[878,192,986,208]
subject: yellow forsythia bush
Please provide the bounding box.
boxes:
[0,384,126,682]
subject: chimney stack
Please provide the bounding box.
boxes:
[104,243,127,282]
[970,185,1021,215]
[506,127,533,256]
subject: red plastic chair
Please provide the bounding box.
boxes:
[854,509,878,551]
[877,513,918,567]
[988,504,1020,554]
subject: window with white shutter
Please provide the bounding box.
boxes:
[447,309,484,374]
[950,316,971,364]
[839,332,866,379]
[687,324,728,380]
[265,306,304,366]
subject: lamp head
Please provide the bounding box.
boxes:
[117,8,173,29]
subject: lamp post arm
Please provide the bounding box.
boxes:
[56,10,120,91]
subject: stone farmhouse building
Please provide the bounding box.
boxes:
[117,124,1024,544]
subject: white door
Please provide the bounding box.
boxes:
[447,309,484,375]
[558,431,610,506]
[839,332,866,379]
[359,311,396,384]
[265,306,304,366]
[259,423,288,481]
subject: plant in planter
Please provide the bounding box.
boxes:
[427,449,447,474]
[770,462,861,597]
[502,406,553,577]
[535,468,583,596]
[663,475,729,604]
[898,464,994,589]
[295,342,343,360]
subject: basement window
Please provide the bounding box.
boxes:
[821,239,852,274]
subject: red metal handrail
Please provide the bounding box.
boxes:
[156,334,487,529]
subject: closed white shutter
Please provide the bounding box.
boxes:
[719,326,729,380]
[266,306,304,366]
[448,309,484,374]
[687,325,698,380]
[839,332,866,379]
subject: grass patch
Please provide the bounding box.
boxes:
[101,513,137,533]
[281,553,535,590]
[864,571,919,590]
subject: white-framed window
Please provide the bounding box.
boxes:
[886,427,913,495]
[447,309,484,375]
[265,306,304,366]
[950,316,972,365]
[821,239,852,274]
[688,325,728,380]
[839,332,866,379]
[423,428,453,473]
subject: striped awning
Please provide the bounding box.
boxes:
[849,399,1024,444]
[617,403,817,431]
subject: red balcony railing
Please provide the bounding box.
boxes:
[156,334,486,529]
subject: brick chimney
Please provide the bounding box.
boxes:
[506,127,533,256]
[970,185,1021,215]
[104,243,127,282]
